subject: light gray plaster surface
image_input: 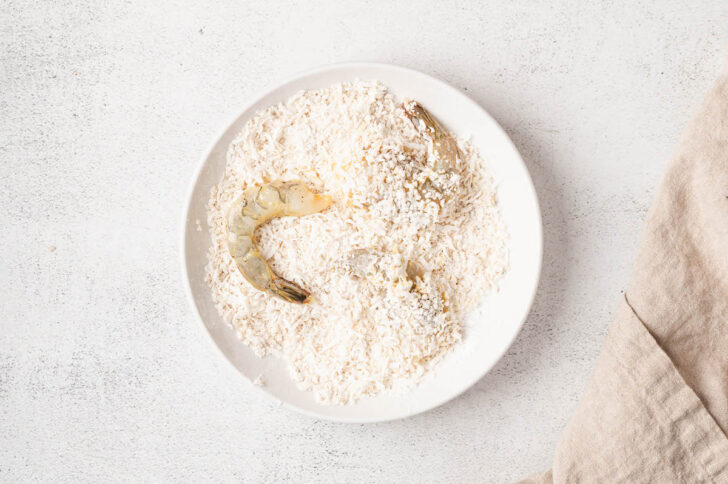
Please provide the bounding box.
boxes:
[1,1,726,482]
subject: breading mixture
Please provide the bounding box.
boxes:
[206,81,507,404]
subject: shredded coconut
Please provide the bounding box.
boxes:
[206,81,508,404]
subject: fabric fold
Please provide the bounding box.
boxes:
[522,300,728,483]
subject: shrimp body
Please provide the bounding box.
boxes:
[227,181,332,304]
[403,101,460,171]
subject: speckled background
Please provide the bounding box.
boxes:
[1,1,726,482]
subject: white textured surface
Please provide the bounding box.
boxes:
[1,1,726,482]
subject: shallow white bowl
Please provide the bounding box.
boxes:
[182,62,542,422]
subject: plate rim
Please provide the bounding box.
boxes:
[180,61,543,423]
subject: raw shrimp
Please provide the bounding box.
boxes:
[403,101,461,171]
[227,181,332,304]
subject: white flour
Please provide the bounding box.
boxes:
[206,81,508,404]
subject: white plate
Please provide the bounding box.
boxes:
[181,63,542,422]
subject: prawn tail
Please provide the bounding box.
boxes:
[272,277,312,304]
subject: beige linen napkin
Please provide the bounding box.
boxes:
[523,55,728,483]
